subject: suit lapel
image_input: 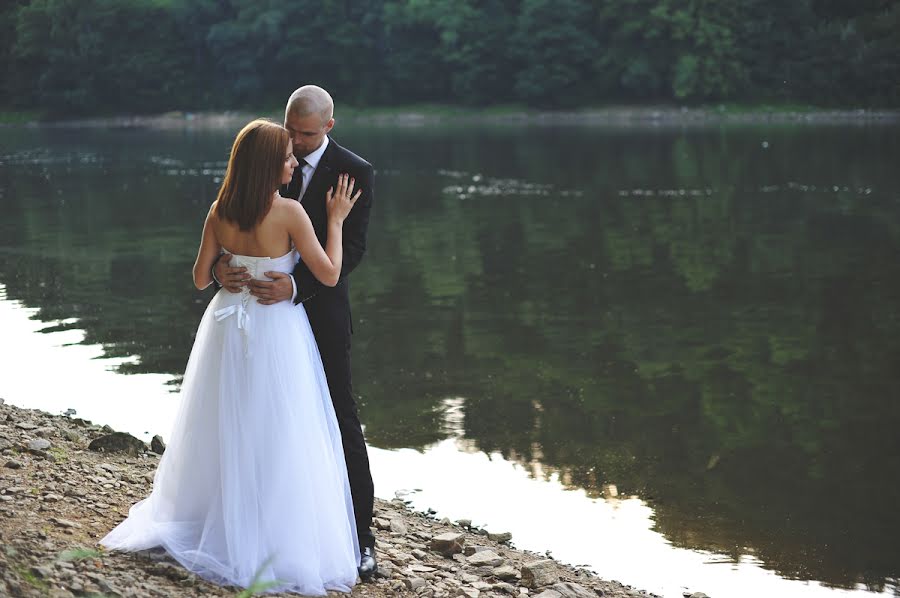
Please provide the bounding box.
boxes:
[303,138,337,208]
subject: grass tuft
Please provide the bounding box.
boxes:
[59,546,102,561]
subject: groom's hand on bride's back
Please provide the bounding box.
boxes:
[249,272,293,305]
[213,253,250,293]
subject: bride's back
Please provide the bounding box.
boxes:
[212,197,295,258]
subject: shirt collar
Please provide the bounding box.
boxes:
[302,136,329,169]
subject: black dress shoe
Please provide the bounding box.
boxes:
[358,546,378,580]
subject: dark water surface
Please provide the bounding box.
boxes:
[1,123,898,595]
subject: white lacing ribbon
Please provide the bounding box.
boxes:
[214,302,252,355]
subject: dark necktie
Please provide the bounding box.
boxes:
[286,158,309,200]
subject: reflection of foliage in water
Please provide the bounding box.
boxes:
[1,125,899,591]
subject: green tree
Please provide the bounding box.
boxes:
[13,0,194,115]
[512,0,599,106]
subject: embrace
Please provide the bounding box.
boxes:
[100,85,378,595]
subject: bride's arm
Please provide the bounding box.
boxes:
[193,205,222,290]
[285,200,343,287]
[284,174,360,287]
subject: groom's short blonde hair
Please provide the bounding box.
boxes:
[285,85,334,125]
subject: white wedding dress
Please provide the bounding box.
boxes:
[101,251,359,595]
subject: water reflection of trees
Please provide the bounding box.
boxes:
[350,127,900,591]
[1,126,899,591]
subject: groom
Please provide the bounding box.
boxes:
[213,85,377,579]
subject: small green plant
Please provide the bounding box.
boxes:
[59,546,102,561]
[48,446,68,461]
[13,566,49,590]
[235,557,283,598]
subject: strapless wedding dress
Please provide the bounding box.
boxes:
[101,251,359,595]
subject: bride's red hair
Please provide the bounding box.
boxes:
[215,119,288,231]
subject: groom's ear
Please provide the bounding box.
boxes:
[324,118,335,134]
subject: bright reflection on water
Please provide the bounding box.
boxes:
[0,123,898,598]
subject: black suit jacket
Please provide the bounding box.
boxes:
[282,137,374,341]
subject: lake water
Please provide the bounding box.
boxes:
[0,122,898,598]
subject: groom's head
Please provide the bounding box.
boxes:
[284,85,335,157]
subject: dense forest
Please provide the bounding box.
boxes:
[1,0,899,115]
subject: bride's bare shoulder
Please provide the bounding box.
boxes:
[205,200,220,222]
[272,196,308,219]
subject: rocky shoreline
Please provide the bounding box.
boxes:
[5,106,899,130]
[0,399,686,598]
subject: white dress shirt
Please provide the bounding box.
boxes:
[296,135,329,202]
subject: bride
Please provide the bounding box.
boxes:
[101,119,362,595]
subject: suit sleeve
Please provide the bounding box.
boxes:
[292,161,374,304]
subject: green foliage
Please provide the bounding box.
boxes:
[511,0,599,106]
[2,0,898,114]
[11,0,195,115]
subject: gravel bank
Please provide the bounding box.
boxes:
[0,399,677,598]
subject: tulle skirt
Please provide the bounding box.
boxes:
[101,262,359,595]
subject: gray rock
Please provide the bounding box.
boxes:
[487,531,512,543]
[374,517,392,530]
[50,517,81,529]
[28,438,51,451]
[88,432,146,456]
[492,564,519,581]
[378,561,395,578]
[466,550,504,567]
[390,517,409,535]
[521,559,559,588]
[456,588,480,598]
[15,422,38,430]
[97,462,119,474]
[68,580,84,592]
[688,594,710,598]
[456,518,472,528]
[549,582,596,598]
[30,565,55,578]
[4,459,23,469]
[405,577,428,591]
[150,435,166,455]
[430,532,465,556]
[534,591,563,598]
